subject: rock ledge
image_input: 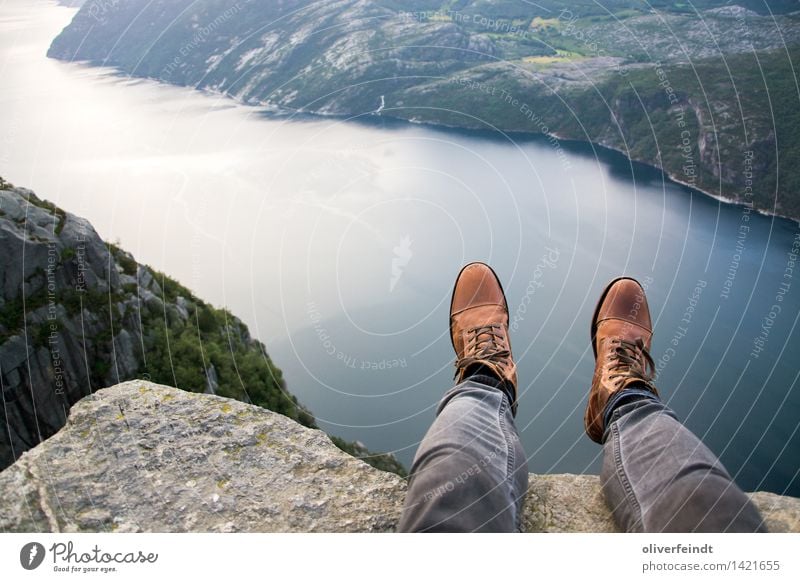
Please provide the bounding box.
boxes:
[1,381,797,532]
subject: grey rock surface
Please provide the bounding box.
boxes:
[0,184,286,471]
[522,473,617,533]
[1,381,798,533]
[0,181,397,480]
[0,185,144,468]
[0,381,404,533]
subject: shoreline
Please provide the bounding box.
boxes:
[50,58,800,226]
[590,137,800,226]
[247,93,800,226]
[379,110,800,226]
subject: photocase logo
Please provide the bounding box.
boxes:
[20,542,46,570]
[389,235,413,292]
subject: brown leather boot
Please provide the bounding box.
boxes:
[450,262,518,413]
[585,277,659,443]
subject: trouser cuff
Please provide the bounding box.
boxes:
[603,386,661,430]
[465,372,517,416]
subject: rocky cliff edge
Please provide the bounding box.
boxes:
[1,381,797,533]
[0,181,404,477]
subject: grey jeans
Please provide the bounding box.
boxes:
[399,379,766,532]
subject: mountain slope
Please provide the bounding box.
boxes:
[47,0,800,220]
[0,177,404,475]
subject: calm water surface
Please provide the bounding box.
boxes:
[1,0,798,495]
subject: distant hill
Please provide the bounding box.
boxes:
[47,1,800,220]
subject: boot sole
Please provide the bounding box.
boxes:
[449,262,509,352]
[590,276,644,359]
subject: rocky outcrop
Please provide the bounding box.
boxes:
[0,182,390,474]
[0,182,132,467]
[0,180,404,475]
[0,381,403,533]
[1,381,797,533]
[0,178,405,475]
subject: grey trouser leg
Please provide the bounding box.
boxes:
[601,396,767,532]
[398,379,529,532]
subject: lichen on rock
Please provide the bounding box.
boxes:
[1,381,797,533]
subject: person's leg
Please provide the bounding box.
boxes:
[584,277,765,532]
[398,374,528,532]
[399,262,528,532]
[600,391,766,532]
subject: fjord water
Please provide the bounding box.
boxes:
[2,0,798,495]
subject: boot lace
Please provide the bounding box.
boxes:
[607,337,656,390]
[454,323,511,379]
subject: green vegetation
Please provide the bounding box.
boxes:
[611,48,800,217]
[109,243,137,276]
[0,190,404,473]
[398,44,800,219]
[33,321,53,349]
[0,296,44,341]
[19,190,67,234]
[138,290,311,426]
[331,436,408,477]
[133,272,402,472]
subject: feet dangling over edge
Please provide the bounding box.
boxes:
[450,262,518,414]
[585,277,659,443]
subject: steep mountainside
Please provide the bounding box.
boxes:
[47,1,800,219]
[0,177,404,475]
